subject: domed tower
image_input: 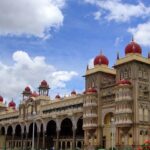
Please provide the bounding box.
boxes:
[85,52,116,91]
[84,52,116,149]
[22,86,32,100]
[38,80,50,96]
[114,39,150,148]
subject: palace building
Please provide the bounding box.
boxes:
[0,39,150,150]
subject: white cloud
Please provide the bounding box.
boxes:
[0,51,78,104]
[93,11,101,20]
[114,36,123,47]
[0,0,66,38]
[88,58,94,69]
[84,0,150,22]
[128,21,150,47]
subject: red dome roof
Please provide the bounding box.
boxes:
[71,90,76,95]
[0,96,3,102]
[86,87,97,94]
[125,40,142,55]
[117,79,131,85]
[40,80,49,88]
[94,54,109,66]
[31,91,39,97]
[55,94,61,99]
[25,86,31,92]
[8,100,16,108]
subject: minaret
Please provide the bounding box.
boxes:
[39,80,50,96]
[117,51,119,60]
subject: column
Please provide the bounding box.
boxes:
[12,133,15,149]
[25,132,28,150]
[4,133,7,150]
[42,131,46,149]
[56,130,60,150]
[21,132,24,149]
[37,132,40,149]
[72,128,76,150]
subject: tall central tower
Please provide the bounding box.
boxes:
[83,53,116,149]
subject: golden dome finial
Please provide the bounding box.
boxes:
[132,35,134,42]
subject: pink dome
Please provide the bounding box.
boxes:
[125,40,142,55]
[0,96,3,102]
[25,86,31,92]
[55,94,61,99]
[40,80,49,88]
[71,90,77,95]
[8,100,16,108]
[94,54,109,66]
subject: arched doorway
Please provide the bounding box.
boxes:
[7,126,13,148]
[39,124,43,149]
[76,117,84,149]
[103,112,114,149]
[60,118,73,150]
[1,126,5,135]
[15,124,22,148]
[46,120,56,149]
[28,123,37,149]
[0,127,5,148]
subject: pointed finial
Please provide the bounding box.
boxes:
[148,51,150,59]
[86,65,89,70]
[132,35,134,42]
[100,50,102,55]
[117,51,119,60]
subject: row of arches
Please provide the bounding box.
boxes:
[0,117,84,150]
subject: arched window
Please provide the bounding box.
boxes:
[139,69,142,78]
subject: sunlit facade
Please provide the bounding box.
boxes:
[0,39,150,150]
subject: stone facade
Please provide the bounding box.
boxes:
[0,40,150,150]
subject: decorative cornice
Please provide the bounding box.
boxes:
[115,53,150,67]
[84,65,116,76]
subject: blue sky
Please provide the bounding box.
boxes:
[0,0,149,104]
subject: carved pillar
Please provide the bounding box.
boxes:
[56,130,60,150]
[37,132,40,149]
[72,128,76,150]
[25,132,28,150]
[12,133,15,149]
[42,131,46,149]
[21,132,24,149]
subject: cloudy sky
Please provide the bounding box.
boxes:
[0,0,149,105]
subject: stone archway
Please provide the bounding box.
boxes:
[14,124,22,148]
[1,126,5,135]
[76,117,84,149]
[46,120,57,149]
[28,122,38,149]
[0,126,5,148]
[103,112,114,149]
[60,118,73,150]
[60,118,73,137]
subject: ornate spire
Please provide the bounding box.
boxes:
[117,51,119,60]
[86,65,89,70]
[131,35,134,42]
